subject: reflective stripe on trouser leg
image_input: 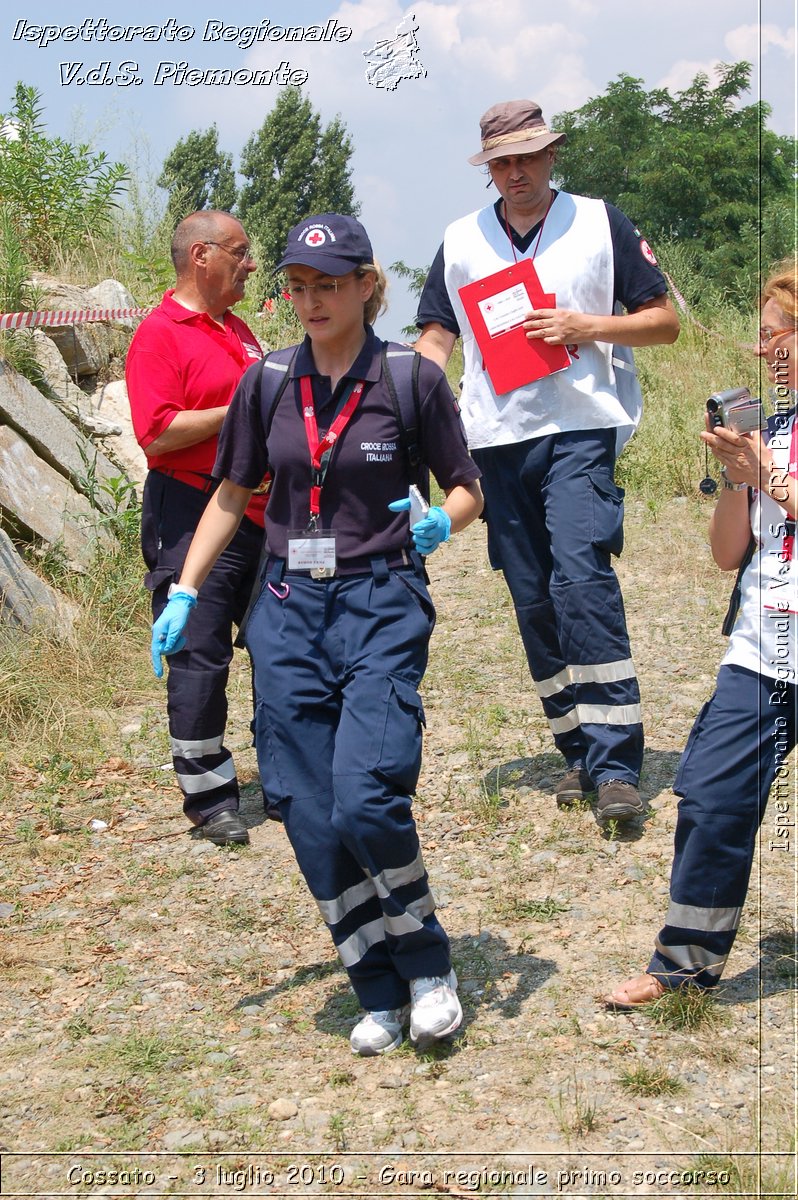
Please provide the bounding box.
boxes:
[514,598,588,764]
[246,569,451,1011]
[166,662,239,824]
[648,664,797,989]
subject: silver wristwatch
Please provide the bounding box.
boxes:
[720,467,747,492]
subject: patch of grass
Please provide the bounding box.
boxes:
[328,1111,348,1152]
[651,985,722,1031]
[469,772,508,826]
[690,1156,742,1191]
[219,901,259,933]
[111,1032,181,1073]
[415,1051,448,1077]
[53,1136,94,1152]
[64,1013,95,1043]
[0,528,151,785]
[497,896,568,923]
[603,817,621,841]
[764,919,797,983]
[618,1063,683,1096]
[550,1074,601,1138]
[104,963,132,989]
[15,819,40,853]
[94,1083,149,1119]
[327,1068,355,1088]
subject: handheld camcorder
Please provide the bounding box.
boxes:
[706,387,766,434]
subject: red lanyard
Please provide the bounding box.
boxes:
[299,375,365,522]
[503,188,555,264]
[783,420,797,560]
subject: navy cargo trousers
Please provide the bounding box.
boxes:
[141,470,263,825]
[245,556,451,1011]
[472,428,643,786]
[650,663,797,988]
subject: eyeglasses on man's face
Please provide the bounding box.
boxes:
[204,241,255,264]
[758,325,797,347]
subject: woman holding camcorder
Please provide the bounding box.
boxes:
[605,259,797,1008]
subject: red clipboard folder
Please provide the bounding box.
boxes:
[458,259,570,394]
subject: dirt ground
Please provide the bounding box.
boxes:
[1,497,795,1199]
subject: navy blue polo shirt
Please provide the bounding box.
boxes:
[416,197,669,335]
[214,326,480,566]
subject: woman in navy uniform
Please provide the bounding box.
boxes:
[605,260,797,1007]
[152,214,483,1054]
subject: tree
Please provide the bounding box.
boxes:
[157,125,237,222]
[0,83,127,266]
[237,88,359,284]
[554,63,795,299]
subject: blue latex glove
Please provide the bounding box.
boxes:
[151,590,197,678]
[412,506,451,554]
[388,497,451,556]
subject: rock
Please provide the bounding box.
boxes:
[206,1129,232,1149]
[0,529,79,638]
[86,279,139,324]
[162,1129,203,1150]
[0,426,111,564]
[31,276,140,379]
[44,324,111,379]
[216,1093,260,1113]
[298,1108,330,1131]
[0,903,16,919]
[30,333,124,443]
[90,379,147,484]
[0,360,120,510]
[30,331,88,412]
[267,1098,298,1121]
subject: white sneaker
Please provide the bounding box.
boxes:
[350,1005,410,1057]
[409,969,462,1047]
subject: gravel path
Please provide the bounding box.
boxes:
[1,498,795,1198]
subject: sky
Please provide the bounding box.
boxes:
[1,0,795,337]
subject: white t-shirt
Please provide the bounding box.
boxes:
[723,409,798,681]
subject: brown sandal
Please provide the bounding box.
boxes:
[602,972,667,1010]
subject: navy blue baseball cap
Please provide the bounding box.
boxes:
[277,213,373,276]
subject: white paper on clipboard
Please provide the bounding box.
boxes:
[477,283,533,337]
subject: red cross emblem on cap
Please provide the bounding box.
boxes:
[306,230,325,246]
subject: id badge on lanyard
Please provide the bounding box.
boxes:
[287,528,337,576]
[286,375,364,579]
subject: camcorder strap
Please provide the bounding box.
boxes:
[721,514,755,637]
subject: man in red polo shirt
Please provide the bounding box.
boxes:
[126,210,268,845]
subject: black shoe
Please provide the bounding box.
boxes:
[555,766,595,808]
[194,811,250,846]
[596,780,644,823]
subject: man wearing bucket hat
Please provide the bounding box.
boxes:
[416,100,680,825]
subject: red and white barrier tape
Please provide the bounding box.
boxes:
[0,306,152,331]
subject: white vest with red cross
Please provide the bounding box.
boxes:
[442,191,642,451]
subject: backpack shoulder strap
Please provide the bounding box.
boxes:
[382,346,429,500]
[259,346,299,443]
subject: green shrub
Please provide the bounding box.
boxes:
[0,83,127,268]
